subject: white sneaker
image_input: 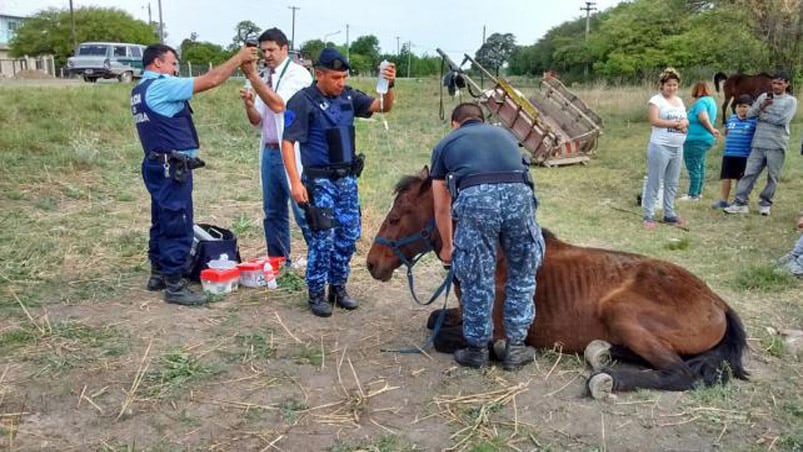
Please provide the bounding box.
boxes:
[724,204,749,214]
[677,195,700,202]
[758,205,771,216]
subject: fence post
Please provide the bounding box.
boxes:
[208,62,212,73]
[187,61,192,77]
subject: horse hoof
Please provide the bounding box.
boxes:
[588,373,616,401]
[584,340,612,371]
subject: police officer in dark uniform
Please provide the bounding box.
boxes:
[281,48,396,317]
[430,103,545,370]
[133,43,257,305]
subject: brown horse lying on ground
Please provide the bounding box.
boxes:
[714,72,772,124]
[366,167,748,398]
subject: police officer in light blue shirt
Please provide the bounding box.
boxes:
[281,48,396,317]
[133,43,257,306]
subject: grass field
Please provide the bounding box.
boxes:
[0,76,801,451]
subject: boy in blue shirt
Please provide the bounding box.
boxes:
[711,94,757,209]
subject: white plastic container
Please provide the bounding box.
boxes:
[264,262,278,290]
[238,259,266,288]
[200,268,240,295]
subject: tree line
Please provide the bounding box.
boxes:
[506,0,801,83]
[10,1,801,83]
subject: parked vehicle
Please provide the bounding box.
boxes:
[66,42,147,83]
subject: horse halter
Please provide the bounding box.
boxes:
[373,218,436,269]
[373,218,452,306]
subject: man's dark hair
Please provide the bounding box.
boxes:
[258,28,289,47]
[451,102,485,124]
[143,44,177,67]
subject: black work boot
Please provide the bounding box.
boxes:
[454,345,489,369]
[309,290,332,317]
[146,264,166,291]
[328,284,358,310]
[502,341,536,371]
[164,275,208,306]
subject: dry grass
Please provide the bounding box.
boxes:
[0,76,801,450]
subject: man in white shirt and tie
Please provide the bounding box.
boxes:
[240,28,313,265]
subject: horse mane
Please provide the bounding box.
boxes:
[394,174,432,197]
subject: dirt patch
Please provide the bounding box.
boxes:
[1,262,796,451]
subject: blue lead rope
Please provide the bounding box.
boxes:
[374,218,456,354]
[380,265,454,354]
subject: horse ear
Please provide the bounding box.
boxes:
[419,165,430,178]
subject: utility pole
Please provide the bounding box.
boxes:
[147,3,152,25]
[580,1,596,77]
[396,36,400,56]
[157,0,164,44]
[345,24,350,63]
[288,6,300,50]
[69,0,77,50]
[580,1,597,41]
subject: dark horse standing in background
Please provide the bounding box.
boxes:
[714,72,773,124]
[366,168,748,399]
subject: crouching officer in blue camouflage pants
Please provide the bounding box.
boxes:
[431,103,545,370]
[133,43,257,305]
[281,48,396,317]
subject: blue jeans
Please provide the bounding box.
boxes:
[261,145,310,260]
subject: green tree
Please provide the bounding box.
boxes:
[474,33,517,76]
[179,40,229,65]
[9,7,157,67]
[349,35,381,70]
[300,39,326,64]
[229,20,261,51]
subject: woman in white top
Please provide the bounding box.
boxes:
[643,67,689,230]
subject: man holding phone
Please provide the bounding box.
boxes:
[725,71,797,216]
[240,28,313,265]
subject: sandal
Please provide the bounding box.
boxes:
[661,216,687,227]
[643,219,657,231]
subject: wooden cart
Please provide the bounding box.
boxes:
[437,49,603,167]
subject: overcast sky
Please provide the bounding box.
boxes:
[4,0,623,60]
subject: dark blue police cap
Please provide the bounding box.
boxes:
[316,48,350,71]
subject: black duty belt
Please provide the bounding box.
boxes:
[304,165,356,180]
[458,171,532,191]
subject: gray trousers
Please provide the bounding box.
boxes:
[733,147,786,207]
[643,142,682,221]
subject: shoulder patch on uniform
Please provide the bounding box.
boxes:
[284,109,296,127]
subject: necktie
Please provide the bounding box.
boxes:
[267,69,275,89]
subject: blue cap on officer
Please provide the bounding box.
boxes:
[316,48,350,71]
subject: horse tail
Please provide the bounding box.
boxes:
[685,307,749,386]
[714,72,728,93]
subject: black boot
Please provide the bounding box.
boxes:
[328,284,358,310]
[309,290,332,317]
[454,345,489,369]
[146,264,166,291]
[164,274,207,306]
[502,341,536,371]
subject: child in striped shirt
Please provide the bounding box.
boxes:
[711,94,757,209]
